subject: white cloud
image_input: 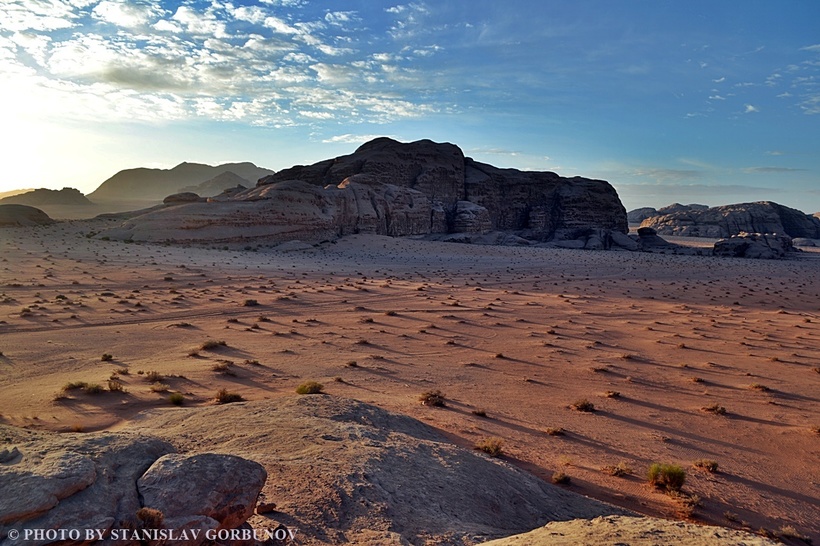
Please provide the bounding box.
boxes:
[322,134,392,144]
[92,1,162,29]
[744,104,759,113]
[263,16,300,35]
[800,44,820,53]
[0,0,77,32]
[171,6,227,38]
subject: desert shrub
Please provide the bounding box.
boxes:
[242,299,259,307]
[211,361,235,375]
[101,353,113,362]
[693,459,718,472]
[604,390,621,398]
[107,379,125,392]
[571,399,595,412]
[295,381,324,395]
[474,437,504,457]
[647,463,686,492]
[602,461,632,477]
[149,383,170,393]
[144,371,164,383]
[419,390,446,407]
[136,507,164,529]
[215,388,243,404]
[545,427,565,436]
[749,383,770,392]
[702,403,726,415]
[471,409,488,418]
[168,393,184,406]
[63,381,89,391]
[200,340,227,351]
[84,384,104,394]
[552,471,571,484]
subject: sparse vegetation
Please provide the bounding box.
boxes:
[215,388,243,404]
[107,379,125,392]
[243,299,259,307]
[545,427,565,436]
[471,409,488,418]
[552,471,571,484]
[604,390,621,398]
[211,361,235,376]
[136,507,164,529]
[295,381,324,395]
[474,437,504,457]
[101,353,113,362]
[749,383,770,392]
[168,393,184,406]
[647,463,686,492]
[602,461,632,477]
[200,340,228,351]
[702,403,727,415]
[571,399,595,412]
[693,459,719,472]
[144,371,164,383]
[419,390,446,407]
[149,383,170,393]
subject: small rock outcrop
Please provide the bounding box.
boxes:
[0,204,55,226]
[163,192,204,205]
[96,138,628,246]
[713,232,795,259]
[640,201,820,239]
[0,188,92,207]
[626,207,658,224]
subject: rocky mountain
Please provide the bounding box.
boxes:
[177,171,250,197]
[0,187,92,206]
[0,189,33,200]
[97,138,628,247]
[640,201,820,239]
[0,204,55,226]
[627,203,708,224]
[88,162,274,202]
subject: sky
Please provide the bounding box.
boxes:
[1,0,819,212]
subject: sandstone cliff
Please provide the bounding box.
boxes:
[97,138,628,246]
[640,201,820,239]
[0,188,92,207]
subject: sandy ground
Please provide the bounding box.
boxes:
[1,220,818,543]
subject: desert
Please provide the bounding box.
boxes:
[1,212,818,544]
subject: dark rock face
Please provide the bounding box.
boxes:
[656,203,709,215]
[627,207,657,224]
[163,192,204,205]
[713,232,795,259]
[641,201,820,239]
[0,204,55,226]
[98,138,627,245]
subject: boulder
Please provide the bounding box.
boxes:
[609,230,640,251]
[713,232,794,259]
[0,204,54,227]
[0,426,174,538]
[641,201,820,239]
[137,453,267,530]
[792,238,816,247]
[163,192,203,205]
[453,201,492,233]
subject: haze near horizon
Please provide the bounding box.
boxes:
[2,1,819,212]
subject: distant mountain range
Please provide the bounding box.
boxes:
[0,187,92,206]
[88,162,275,202]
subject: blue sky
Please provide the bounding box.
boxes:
[2,0,819,212]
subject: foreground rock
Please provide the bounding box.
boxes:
[0,427,264,545]
[128,396,629,545]
[713,232,794,259]
[0,204,55,227]
[641,201,820,238]
[481,515,779,546]
[96,138,628,247]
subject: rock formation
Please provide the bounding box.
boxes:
[0,426,265,545]
[178,171,253,197]
[97,138,628,246]
[712,232,795,259]
[627,203,708,224]
[0,188,92,207]
[88,162,274,202]
[640,201,820,239]
[0,204,55,226]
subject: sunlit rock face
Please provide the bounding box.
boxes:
[97,138,628,246]
[641,201,820,239]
